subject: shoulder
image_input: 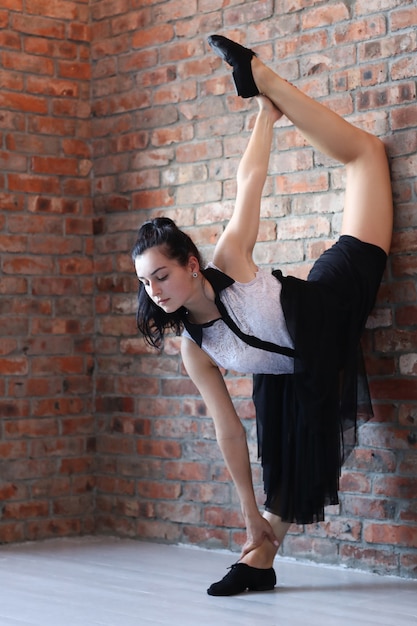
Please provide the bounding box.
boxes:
[181,336,217,374]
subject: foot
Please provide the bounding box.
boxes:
[207,34,259,98]
[207,563,276,596]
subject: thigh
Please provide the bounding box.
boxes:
[341,138,393,255]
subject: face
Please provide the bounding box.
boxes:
[135,246,198,313]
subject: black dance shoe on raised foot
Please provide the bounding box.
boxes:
[207,563,276,596]
[207,34,260,98]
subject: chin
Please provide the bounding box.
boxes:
[160,303,177,313]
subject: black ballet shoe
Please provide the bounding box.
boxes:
[207,563,276,596]
[207,34,259,98]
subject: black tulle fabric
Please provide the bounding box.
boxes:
[182,236,387,526]
[253,236,387,524]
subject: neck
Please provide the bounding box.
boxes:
[185,278,220,324]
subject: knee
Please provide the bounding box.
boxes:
[364,133,389,163]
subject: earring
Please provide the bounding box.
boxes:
[192,272,198,278]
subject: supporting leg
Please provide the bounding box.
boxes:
[213,95,283,280]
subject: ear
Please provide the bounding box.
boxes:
[188,255,200,274]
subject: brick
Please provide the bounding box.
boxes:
[282,535,338,562]
[183,482,230,505]
[0,523,26,544]
[182,525,229,549]
[26,0,78,20]
[364,523,417,548]
[302,3,349,29]
[0,441,28,459]
[204,506,243,529]
[391,6,417,32]
[156,501,201,524]
[340,545,399,574]
[399,500,417,524]
[26,518,82,541]
[400,553,417,578]
[8,173,60,194]
[0,29,20,50]
[131,188,175,210]
[153,0,197,24]
[90,0,130,21]
[373,475,416,500]
[0,357,28,375]
[0,276,28,295]
[399,404,417,429]
[31,157,78,176]
[58,60,91,80]
[164,461,209,482]
[136,439,182,459]
[25,37,79,60]
[70,22,92,43]
[1,0,23,11]
[53,495,93,517]
[27,76,79,99]
[12,14,65,39]
[308,518,362,542]
[343,448,397,473]
[339,471,371,494]
[58,257,93,275]
[0,92,48,115]
[342,495,396,520]
[2,50,54,75]
[132,23,174,49]
[135,519,181,543]
[137,480,182,500]
[3,501,49,520]
[96,476,135,496]
[110,9,151,36]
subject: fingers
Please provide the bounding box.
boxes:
[240,541,257,560]
[240,532,280,560]
[269,531,280,549]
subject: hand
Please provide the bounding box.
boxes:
[240,512,280,560]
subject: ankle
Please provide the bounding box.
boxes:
[251,57,267,89]
[240,543,277,569]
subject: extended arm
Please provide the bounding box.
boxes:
[213,97,283,282]
[181,337,278,550]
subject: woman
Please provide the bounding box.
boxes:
[132,35,393,596]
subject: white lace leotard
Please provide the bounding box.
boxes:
[182,264,294,375]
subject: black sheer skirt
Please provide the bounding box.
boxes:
[253,235,387,524]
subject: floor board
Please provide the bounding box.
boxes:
[0,537,416,626]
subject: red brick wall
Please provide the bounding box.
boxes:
[1,0,417,579]
[91,1,417,577]
[0,1,95,541]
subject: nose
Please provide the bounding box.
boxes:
[147,280,161,299]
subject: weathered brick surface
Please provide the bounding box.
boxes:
[1,0,416,579]
[0,1,94,542]
[90,0,417,579]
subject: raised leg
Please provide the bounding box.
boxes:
[252,58,393,254]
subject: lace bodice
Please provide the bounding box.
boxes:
[182,264,294,375]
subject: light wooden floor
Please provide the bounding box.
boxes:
[0,537,416,626]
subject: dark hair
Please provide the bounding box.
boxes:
[131,217,202,349]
